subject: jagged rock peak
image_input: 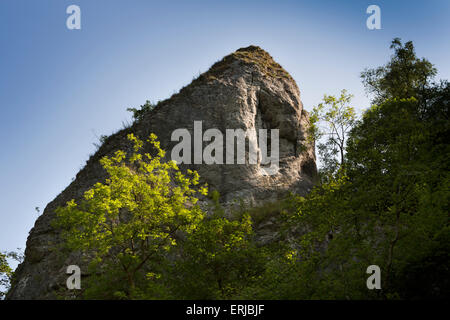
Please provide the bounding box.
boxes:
[165,45,295,101]
[206,45,293,80]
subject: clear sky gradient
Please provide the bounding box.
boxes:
[1,0,449,260]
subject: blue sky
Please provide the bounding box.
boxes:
[0,0,449,263]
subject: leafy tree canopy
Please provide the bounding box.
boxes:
[361,38,437,104]
[53,133,207,299]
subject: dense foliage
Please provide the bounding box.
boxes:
[53,133,207,299]
[0,253,12,299]
[309,89,357,179]
[361,38,437,104]
[0,250,23,299]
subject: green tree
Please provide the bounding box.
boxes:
[345,95,449,297]
[127,100,156,122]
[267,39,449,299]
[167,199,266,299]
[53,133,207,299]
[272,97,448,299]
[361,38,436,104]
[309,89,357,178]
[0,250,23,299]
[0,252,12,299]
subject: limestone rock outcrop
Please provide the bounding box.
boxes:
[7,46,316,299]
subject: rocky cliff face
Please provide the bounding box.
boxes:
[7,46,317,299]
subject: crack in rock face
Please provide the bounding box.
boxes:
[7,45,317,300]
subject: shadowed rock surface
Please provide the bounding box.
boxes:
[7,46,317,299]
